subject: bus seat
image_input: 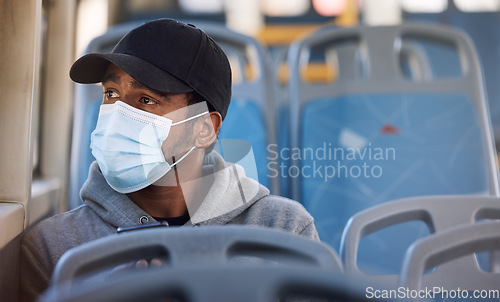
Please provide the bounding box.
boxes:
[69,21,277,210]
[0,203,24,302]
[220,96,268,191]
[340,195,500,287]
[405,10,500,143]
[286,23,498,262]
[42,266,372,302]
[273,30,431,199]
[48,225,342,288]
[274,30,437,198]
[400,220,500,292]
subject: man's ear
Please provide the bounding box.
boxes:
[194,111,222,148]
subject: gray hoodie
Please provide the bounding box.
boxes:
[19,152,318,301]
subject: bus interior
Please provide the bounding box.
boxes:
[1,0,500,301]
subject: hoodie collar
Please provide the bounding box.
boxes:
[186,151,269,225]
[80,151,270,229]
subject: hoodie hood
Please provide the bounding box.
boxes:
[80,151,270,229]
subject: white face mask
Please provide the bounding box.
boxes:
[90,101,208,193]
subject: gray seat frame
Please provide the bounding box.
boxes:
[42,266,371,302]
[51,225,343,287]
[400,220,500,291]
[340,195,500,287]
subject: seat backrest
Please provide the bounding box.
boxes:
[43,265,379,302]
[273,28,431,199]
[340,195,500,287]
[50,225,342,287]
[400,220,500,291]
[405,10,500,141]
[69,21,277,209]
[286,23,499,253]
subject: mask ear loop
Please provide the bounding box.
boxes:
[170,146,197,186]
[172,156,181,187]
[171,111,209,126]
[168,111,207,186]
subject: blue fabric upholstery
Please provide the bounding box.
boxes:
[278,105,290,197]
[218,98,269,188]
[78,99,101,198]
[298,93,489,273]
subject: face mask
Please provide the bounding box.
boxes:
[90,101,208,193]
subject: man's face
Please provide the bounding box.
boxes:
[101,64,189,117]
[100,64,196,163]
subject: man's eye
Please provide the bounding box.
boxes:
[104,90,119,99]
[140,97,158,105]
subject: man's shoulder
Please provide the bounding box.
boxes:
[251,194,311,217]
[21,205,112,255]
[234,194,317,239]
[25,205,95,236]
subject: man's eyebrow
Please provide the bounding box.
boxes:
[101,72,120,85]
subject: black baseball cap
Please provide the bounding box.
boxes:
[70,18,232,120]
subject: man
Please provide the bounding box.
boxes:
[19,19,318,301]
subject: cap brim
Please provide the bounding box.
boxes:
[70,53,193,94]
